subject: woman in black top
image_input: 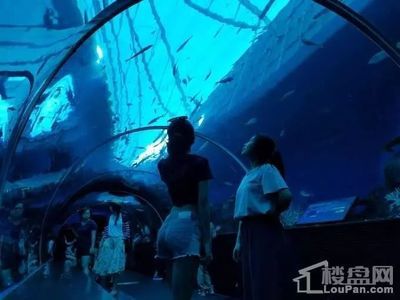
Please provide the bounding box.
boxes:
[157,117,213,300]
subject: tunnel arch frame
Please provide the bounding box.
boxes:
[38,126,249,263]
[1,0,400,208]
[0,0,142,206]
[57,189,161,240]
[1,0,400,265]
[59,169,160,207]
[313,0,400,68]
[59,168,163,224]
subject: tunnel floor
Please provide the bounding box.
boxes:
[4,263,233,300]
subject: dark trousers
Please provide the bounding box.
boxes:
[240,216,295,300]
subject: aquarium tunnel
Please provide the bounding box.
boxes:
[0,0,400,299]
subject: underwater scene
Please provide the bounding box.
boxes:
[0,0,400,299]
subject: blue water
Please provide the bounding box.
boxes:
[0,0,399,247]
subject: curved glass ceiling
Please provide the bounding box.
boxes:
[88,0,291,166]
[0,0,375,175]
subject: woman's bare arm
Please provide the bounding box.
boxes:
[277,189,292,212]
[91,230,96,249]
[268,188,293,214]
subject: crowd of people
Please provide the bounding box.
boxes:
[0,202,52,289]
[0,202,26,288]
[0,116,294,300]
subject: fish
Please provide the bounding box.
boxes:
[280,129,285,137]
[136,146,146,150]
[259,0,276,19]
[83,11,89,24]
[214,25,224,38]
[7,106,16,111]
[126,45,152,61]
[216,76,234,84]
[223,181,234,187]
[117,281,139,286]
[172,63,178,76]
[191,92,201,100]
[190,94,201,106]
[286,39,299,51]
[280,90,296,101]
[182,78,188,85]
[301,37,323,48]
[176,36,192,53]
[205,70,212,80]
[313,8,330,20]
[368,43,400,65]
[131,155,151,167]
[275,34,285,44]
[300,190,314,198]
[198,141,209,152]
[245,117,258,126]
[368,50,389,65]
[51,122,59,130]
[189,100,202,119]
[147,115,164,125]
[368,51,387,65]
[229,165,239,174]
[66,89,75,103]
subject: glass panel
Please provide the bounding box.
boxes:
[347,0,400,63]
[194,0,400,225]
[0,76,30,145]
[2,0,400,293]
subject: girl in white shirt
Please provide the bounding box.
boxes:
[233,135,292,300]
[93,202,130,295]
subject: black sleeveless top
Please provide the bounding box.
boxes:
[158,154,213,207]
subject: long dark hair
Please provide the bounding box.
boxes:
[247,135,285,177]
[109,202,122,224]
[167,116,195,158]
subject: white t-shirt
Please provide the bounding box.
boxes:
[234,164,288,220]
[108,214,123,237]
